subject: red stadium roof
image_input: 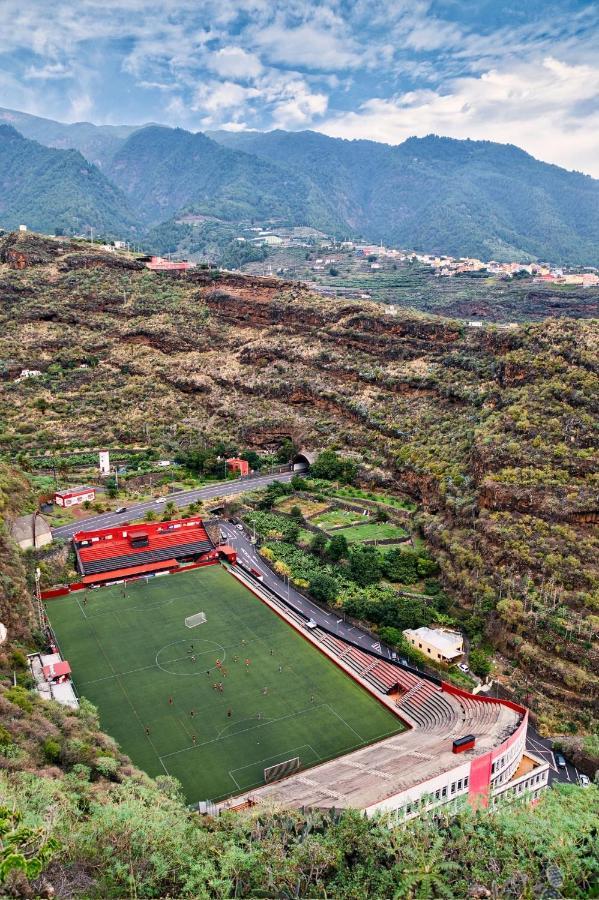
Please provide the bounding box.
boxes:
[81,558,177,583]
[74,517,214,578]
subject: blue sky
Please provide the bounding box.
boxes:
[1,0,598,175]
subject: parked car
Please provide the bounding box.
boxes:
[115,506,127,514]
[458,662,470,673]
[236,523,243,530]
[305,619,317,630]
[555,753,567,768]
[578,774,590,787]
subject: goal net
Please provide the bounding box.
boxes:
[264,756,300,784]
[185,611,207,628]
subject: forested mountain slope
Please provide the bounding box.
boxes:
[107,125,345,231]
[2,104,599,264]
[0,126,139,236]
[0,231,596,730]
[212,130,599,264]
[0,106,141,169]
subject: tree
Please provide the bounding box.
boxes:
[310,532,328,556]
[349,546,382,586]
[382,549,419,584]
[309,573,338,603]
[275,438,296,463]
[328,533,349,561]
[274,560,291,579]
[469,649,492,679]
[105,476,118,499]
[289,505,303,522]
[163,501,177,520]
[329,266,339,276]
[240,450,261,471]
[310,450,358,484]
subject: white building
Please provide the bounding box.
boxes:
[403,626,464,663]
[99,450,110,475]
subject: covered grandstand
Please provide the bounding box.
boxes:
[73,517,219,583]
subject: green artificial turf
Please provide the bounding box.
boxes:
[45,566,403,803]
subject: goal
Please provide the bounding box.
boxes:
[264,756,300,783]
[185,611,207,628]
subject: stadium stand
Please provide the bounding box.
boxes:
[74,518,214,578]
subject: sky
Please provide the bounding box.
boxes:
[1,0,598,175]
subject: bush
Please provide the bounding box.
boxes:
[349,546,382,587]
[5,686,34,713]
[42,738,62,764]
[309,573,338,603]
[328,533,349,561]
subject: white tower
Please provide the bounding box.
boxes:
[99,450,110,475]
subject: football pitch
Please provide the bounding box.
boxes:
[45,565,404,803]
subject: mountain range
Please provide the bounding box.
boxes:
[1,106,598,264]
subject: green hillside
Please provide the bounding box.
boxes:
[0,125,140,237]
[212,130,599,264]
[107,126,345,232]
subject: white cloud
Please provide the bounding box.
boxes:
[208,47,263,79]
[24,62,72,80]
[318,56,599,175]
[253,18,359,71]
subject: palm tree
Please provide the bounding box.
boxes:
[393,834,459,899]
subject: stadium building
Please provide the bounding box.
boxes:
[73,517,234,584]
[218,571,550,822]
[54,517,549,821]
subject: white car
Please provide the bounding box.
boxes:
[458,662,470,673]
[305,619,318,630]
[236,523,243,530]
[155,497,166,504]
[578,774,591,787]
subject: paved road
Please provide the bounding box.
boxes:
[51,471,294,540]
[525,725,583,787]
[219,520,400,662]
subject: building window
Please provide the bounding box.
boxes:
[464,777,469,788]
[451,782,456,794]
[457,780,462,790]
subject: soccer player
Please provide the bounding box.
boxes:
[145,726,150,735]
[168,697,173,705]
[227,708,232,718]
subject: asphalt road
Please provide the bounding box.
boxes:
[220,519,404,662]
[51,471,294,540]
[525,725,584,786]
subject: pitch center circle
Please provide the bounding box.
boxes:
[155,639,227,676]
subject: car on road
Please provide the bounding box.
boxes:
[555,753,567,768]
[458,662,469,673]
[305,619,318,630]
[155,497,166,504]
[236,523,243,530]
[115,506,127,514]
[578,774,590,787]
